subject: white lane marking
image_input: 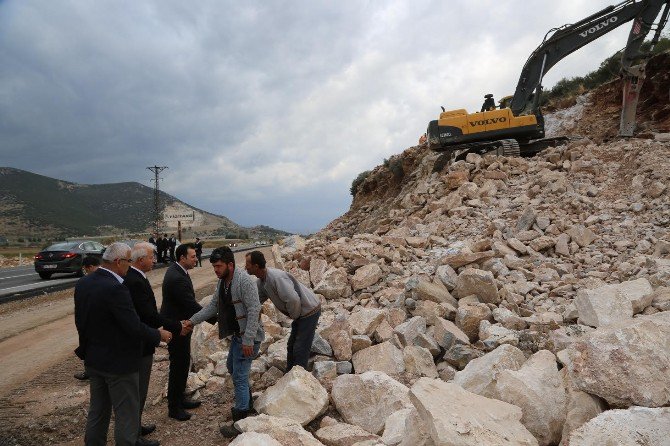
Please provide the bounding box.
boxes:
[0,279,77,292]
[0,273,39,280]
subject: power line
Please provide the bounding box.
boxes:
[146,165,168,233]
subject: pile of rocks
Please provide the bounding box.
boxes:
[187,133,669,445]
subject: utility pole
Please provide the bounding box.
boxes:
[147,166,168,234]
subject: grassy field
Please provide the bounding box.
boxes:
[0,247,40,258]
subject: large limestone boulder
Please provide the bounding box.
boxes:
[403,346,438,378]
[409,378,538,446]
[431,317,470,350]
[348,309,386,336]
[393,316,427,347]
[352,342,405,376]
[454,268,500,304]
[315,422,380,446]
[568,407,670,446]
[398,408,434,446]
[315,267,352,299]
[235,414,324,446]
[495,350,567,446]
[230,432,283,446]
[566,225,596,247]
[559,369,606,445]
[320,316,353,361]
[411,280,457,306]
[456,303,492,342]
[310,257,329,288]
[254,366,329,426]
[190,315,224,370]
[575,278,654,327]
[331,371,412,435]
[454,344,526,399]
[566,311,670,407]
[380,408,413,446]
[351,263,383,291]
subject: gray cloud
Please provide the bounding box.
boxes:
[0,0,635,233]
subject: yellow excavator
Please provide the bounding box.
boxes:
[427,0,670,158]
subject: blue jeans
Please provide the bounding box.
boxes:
[287,310,320,371]
[226,335,260,411]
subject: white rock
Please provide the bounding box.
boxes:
[495,350,568,446]
[351,263,383,291]
[254,366,329,426]
[568,407,670,446]
[454,344,526,399]
[315,422,380,446]
[348,309,386,336]
[410,378,538,446]
[230,432,283,446]
[566,311,670,408]
[235,414,324,446]
[454,268,500,304]
[575,278,654,327]
[403,346,439,378]
[315,267,352,299]
[381,408,413,446]
[331,371,412,435]
[352,342,405,376]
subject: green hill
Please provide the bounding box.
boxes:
[0,167,288,240]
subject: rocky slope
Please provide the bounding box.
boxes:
[184,53,670,446]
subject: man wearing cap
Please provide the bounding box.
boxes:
[245,250,321,372]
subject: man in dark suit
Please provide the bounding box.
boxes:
[159,242,201,421]
[155,235,164,263]
[124,242,185,445]
[75,242,172,446]
[168,234,177,262]
[194,238,203,267]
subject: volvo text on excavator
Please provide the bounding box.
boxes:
[427,0,670,159]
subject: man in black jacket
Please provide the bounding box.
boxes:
[159,243,201,421]
[168,234,177,262]
[75,242,171,446]
[125,242,184,445]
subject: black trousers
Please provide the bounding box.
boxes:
[138,354,153,430]
[167,333,191,410]
[85,366,140,446]
[286,310,321,371]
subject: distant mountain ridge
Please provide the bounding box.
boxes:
[0,167,289,239]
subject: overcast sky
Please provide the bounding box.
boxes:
[0,0,640,234]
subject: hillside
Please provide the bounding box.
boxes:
[208,51,669,445]
[0,168,289,240]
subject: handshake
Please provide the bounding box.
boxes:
[157,320,194,344]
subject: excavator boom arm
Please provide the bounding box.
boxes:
[509,0,670,116]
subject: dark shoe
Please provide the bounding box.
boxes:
[219,423,240,438]
[73,371,89,380]
[168,408,192,421]
[181,399,201,409]
[141,424,156,436]
[136,438,160,446]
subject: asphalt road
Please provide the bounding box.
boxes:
[0,244,267,303]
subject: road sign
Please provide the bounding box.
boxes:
[163,211,195,222]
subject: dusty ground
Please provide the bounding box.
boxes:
[0,248,273,446]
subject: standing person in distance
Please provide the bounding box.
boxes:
[124,242,185,445]
[194,237,203,267]
[162,234,170,263]
[245,250,321,371]
[185,246,264,438]
[155,234,164,263]
[168,234,177,262]
[73,256,101,381]
[74,242,172,446]
[159,243,201,421]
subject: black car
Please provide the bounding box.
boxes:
[34,240,105,279]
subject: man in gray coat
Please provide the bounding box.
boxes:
[245,250,321,372]
[185,246,263,438]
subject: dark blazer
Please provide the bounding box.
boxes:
[74,268,160,375]
[124,267,182,356]
[160,263,202,321]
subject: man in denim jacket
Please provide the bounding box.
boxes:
[186,246,264,438]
